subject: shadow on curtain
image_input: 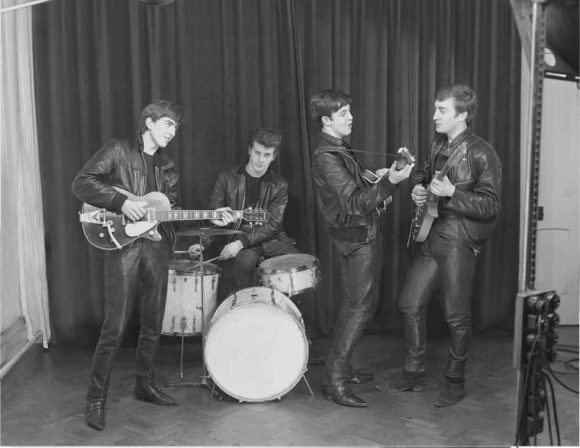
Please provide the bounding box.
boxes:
[32,0,520,346]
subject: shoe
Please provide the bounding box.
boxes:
[134,384,178,406]
[322,384,367,408]
[85,399,106,431]
[346,371,373,385]
[434,381,465,407]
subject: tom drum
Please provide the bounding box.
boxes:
[258,253,319,296]
[161,260,220,336]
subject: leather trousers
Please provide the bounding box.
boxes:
[324,237,381,386]
[217,238,300,299]
[398,218,476,381]
[87,238,171,401]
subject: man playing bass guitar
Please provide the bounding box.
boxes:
[396,84,502,407]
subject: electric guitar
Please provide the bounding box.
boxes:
[362,146,416,213]
[409,142,467,243]
[79,187,270,250]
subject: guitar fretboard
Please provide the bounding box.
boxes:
[152,210,244,221]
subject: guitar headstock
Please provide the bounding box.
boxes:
[394,147,416,170]
[242,209,270,223]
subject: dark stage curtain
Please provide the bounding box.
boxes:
[33,0,520,345]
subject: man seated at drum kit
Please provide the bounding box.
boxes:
[207,127,324,364]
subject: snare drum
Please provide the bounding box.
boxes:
[161,260,220,336]
[204,286,308,402]
[258,253,319,296]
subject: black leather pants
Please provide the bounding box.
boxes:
[87,238,171,401]
[324,237,382,386]
[398,218,477,381]
[218,238,300,299]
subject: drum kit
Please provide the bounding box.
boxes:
[163,227,320,403]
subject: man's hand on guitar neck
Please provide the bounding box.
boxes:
[211,207,236,227]
[121,199,147,222]
[429,174,456,197]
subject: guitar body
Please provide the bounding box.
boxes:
[412,198,439,243]
[80,190,170,250]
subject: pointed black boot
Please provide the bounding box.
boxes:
[322,384,367,408]
[85,398,106,431]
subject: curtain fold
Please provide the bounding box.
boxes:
[32,0,520,344]
[1,5,51,357]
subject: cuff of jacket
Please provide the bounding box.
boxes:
[111,192,128,213]
[378,175,398,195]
[237,234,251,248]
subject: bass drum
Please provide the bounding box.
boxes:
[204,286,308,402]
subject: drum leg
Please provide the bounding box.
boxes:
[301,374,314,396]
[165,333,206,387]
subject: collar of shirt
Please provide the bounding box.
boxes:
[319,131,349,149]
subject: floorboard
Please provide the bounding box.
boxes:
[1,327,578,446]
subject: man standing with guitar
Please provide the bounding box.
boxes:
[397,84,502,407]
[310,89,413,408]
[72,100,183,430]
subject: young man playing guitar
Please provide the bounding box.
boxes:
[397,84,502,407]
[72,100,183,431]
[310,89,413,408]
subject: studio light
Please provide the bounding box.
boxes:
[513,288,561,445]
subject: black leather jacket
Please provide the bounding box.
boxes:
[71,137,180,242]
[412,127,502,248]
[312,132,397,243]
[209,165,288,247]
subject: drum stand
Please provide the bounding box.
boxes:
[165,229,220,389]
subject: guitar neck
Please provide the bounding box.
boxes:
[434,160,454,182]
[152,210,245,222]
[433,142,467,182]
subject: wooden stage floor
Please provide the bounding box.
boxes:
[2,327,578,446]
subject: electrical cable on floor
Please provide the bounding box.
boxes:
[545,364,579,394]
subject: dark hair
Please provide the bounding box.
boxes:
[138,100,184,134]
[309,89,352,129]
[248,128,282,154]
[435,84,477,123]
